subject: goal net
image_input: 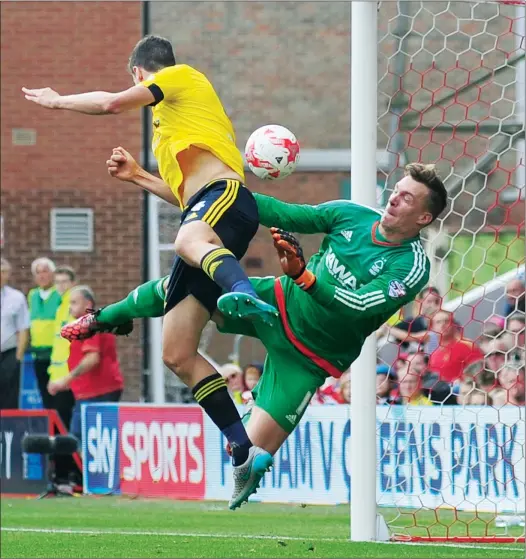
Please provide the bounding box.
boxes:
[376,0,525,543]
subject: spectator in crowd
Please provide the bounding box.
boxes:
[473,367,498,394]
[48,286,124,441]
[315,376,340,404]
[407,351,430,378]
[407,351,455,404]
[335,372,351,404]
[504,277,525,316]
[243,363,263,391]
[241,363,263,404]
[28,257,61,409]
[483,336,512,376]
[506,312,525,360]
[498,365,525,406]
[466,390,492,406]
[315,372,351,404]
[477,319,503,355]
[489,388,507,407]
[382,286,442,353]
[219,363,245,404]
[456,377,476,405]
[396,362,432,406]
[47,266,76,427]
[0,258,30,409]
[376,364,397,405]
[462,359,484,379]
[392,353,410,376]
[428,310,484,383]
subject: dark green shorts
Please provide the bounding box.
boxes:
[218,276,328,433]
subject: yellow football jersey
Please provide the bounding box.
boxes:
[141,64,244,206]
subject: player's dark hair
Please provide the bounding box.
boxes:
[405,163,448,222]
[128,35,176,73]
[54,265,76,282]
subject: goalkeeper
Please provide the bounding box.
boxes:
[62,153,447,508]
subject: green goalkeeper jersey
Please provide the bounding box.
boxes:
[253,193,430,372]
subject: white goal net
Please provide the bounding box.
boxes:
[376,0,525,543]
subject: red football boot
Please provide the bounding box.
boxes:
[61,309,133,341]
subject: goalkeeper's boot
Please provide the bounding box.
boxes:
[217,293,278,327]
[61,309,133,341]
[228,446,273,510]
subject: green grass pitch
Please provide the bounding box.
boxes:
[1,498,524,558]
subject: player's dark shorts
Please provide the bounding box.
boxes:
[165,179,259,315]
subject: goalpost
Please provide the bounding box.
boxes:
[350,0,525,544]
[350,0,380,543]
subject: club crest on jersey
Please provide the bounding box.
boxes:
[369,259,386,276]
[388,280,406,299]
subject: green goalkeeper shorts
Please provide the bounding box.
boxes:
[218,276,328,433]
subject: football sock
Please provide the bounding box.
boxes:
[97,278,166,325]
[200,248,256,296]
[192,373,252,466]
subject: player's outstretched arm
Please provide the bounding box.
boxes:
[107,147,179,207]
[22,85,155,115]
[255,193,344,234]
[272,228,429,319]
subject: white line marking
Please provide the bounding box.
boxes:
[1,527,522,552]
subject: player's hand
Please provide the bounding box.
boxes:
[22,87,61,109]
[271,228,305,277]
[270,227,316,290]
[106,147,139,182]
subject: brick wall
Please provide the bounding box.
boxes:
[150,2,351,150]
[1,2,144,400]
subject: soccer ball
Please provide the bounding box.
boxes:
[245,125,300,180]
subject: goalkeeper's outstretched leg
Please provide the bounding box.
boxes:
[61,277,167,341]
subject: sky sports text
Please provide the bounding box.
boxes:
[83,406,205,498]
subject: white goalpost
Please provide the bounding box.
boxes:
[349,0,382,543]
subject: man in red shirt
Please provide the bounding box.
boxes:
[428,310,483,384]
[48,286,124,440]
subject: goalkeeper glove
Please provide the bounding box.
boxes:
[270,227,316,291]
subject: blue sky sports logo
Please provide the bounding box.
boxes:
[83,405,120,494]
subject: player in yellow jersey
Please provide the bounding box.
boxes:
[23,35,275,475]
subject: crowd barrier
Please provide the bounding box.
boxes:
[82,403,524,513]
